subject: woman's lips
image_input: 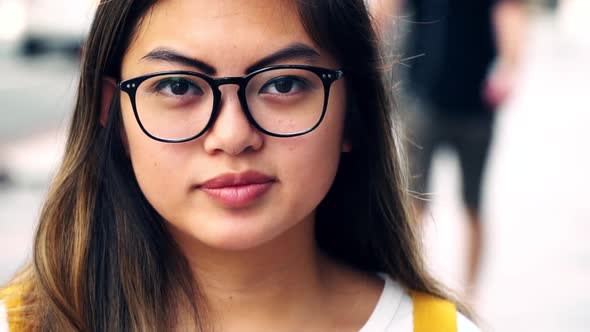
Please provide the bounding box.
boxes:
[197,171,275,207]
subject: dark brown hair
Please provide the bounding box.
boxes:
[1,0,463,330]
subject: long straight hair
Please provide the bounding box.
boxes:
[1,0,464,330]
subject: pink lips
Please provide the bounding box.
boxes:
[197,171,275,207]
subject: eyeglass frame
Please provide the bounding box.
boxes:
[118,64,345,143]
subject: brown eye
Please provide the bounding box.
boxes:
[153,77,204,97]
[259,76,309,95]
[274,79,294,93]
[170,81,190,95]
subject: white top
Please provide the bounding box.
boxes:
[359,274,480,331]
[0,300,7,332]
[0,275,479,332]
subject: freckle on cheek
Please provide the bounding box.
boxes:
[284,136,307,151]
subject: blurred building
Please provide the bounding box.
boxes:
[0,0,96,56]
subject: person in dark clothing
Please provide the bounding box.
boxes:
[370,0,527,294]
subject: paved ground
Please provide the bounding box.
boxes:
[0,14,588,332]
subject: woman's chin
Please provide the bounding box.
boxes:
[164,205,315,253]
[198,231,273,252]
[175,218,289,252]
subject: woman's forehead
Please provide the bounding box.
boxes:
[152,0,298,23]
[123,0,322,76]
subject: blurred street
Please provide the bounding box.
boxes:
[0,54,78,141]
[422,14,590,332]
[0,54,75,282]
[0,13,589,332]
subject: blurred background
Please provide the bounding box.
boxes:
[0,0,588,331]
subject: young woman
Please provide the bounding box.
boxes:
[1,0,480,331]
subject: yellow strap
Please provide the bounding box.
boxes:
[411,291,457,332]
[1,286,22,332]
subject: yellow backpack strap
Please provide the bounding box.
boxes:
[1,286,23,332]
[411,291,457,332]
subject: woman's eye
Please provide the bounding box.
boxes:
[169,81,190,95]
[260,76,309,95]
[153,78,204,97]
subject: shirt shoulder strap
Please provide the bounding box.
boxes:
[411,291,457,332]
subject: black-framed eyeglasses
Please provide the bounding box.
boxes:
[119,65,344,143]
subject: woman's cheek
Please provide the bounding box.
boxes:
[279,136,342,192]
[126,136,187,215]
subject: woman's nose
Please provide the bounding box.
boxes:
[203,86,263,156]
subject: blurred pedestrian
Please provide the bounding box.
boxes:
[0,0,479,331]
[370,0,528,294]
[0,168,9,185]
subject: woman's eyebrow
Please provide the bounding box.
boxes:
[140,48,217,75]
[245,43,321,73]
[140,43,320,76]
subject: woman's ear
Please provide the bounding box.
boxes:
[101,78,117,127]
[343,91,358,154]
[342,141,352,153]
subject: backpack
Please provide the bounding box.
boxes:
[412,291,458,332]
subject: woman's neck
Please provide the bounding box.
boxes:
[171,215,383,331]
[173,215,328,330]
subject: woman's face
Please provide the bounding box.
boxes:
[119,0,348,250]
